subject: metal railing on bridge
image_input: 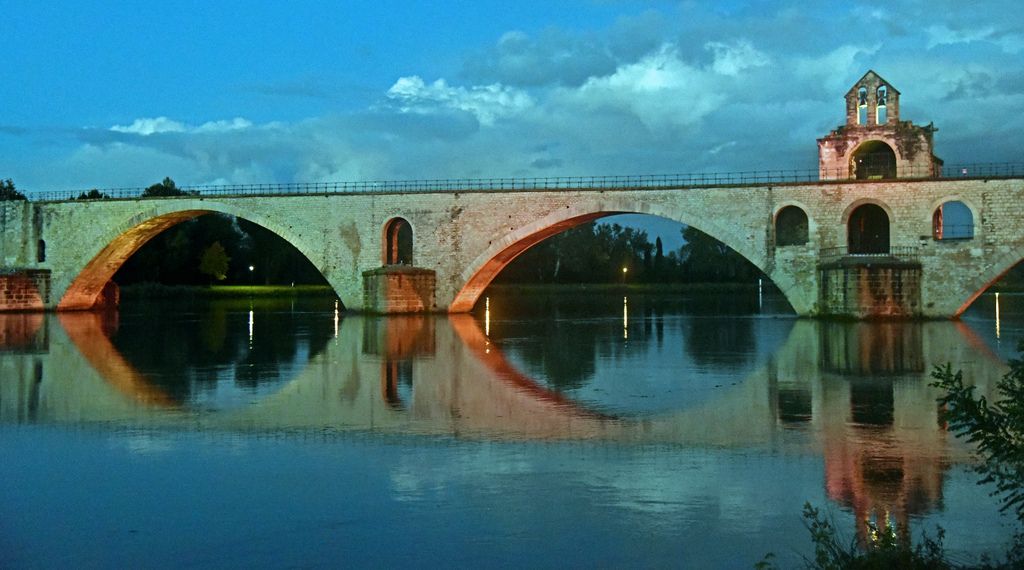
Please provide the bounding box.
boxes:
[818,246,920,264]
[24,161,1024,202]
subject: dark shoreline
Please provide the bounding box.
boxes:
[117,280,1024,300]
[119,283,338,299]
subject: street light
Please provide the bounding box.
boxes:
[621,266,628,284]
[249,265,255,285]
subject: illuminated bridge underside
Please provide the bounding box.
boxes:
[2,177,1024,317]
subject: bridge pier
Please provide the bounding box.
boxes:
[819,258,922,318]
[0,269,51,312]
[362,266,437,314]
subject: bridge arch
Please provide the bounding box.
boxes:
[954,247,1024,316]
[449,197,808,313]
[57,199,343,310]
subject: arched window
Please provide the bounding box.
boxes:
[932,201,974,240]
[383,218,413,265]
[851,140,897,180]
[775,206,809,246]
[848,204,890,254]
[36,239,46,263]
[857,87,868,125]
[875,86,888,124]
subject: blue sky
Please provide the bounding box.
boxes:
[2,1,1023,246]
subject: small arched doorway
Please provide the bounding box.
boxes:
[775,206,809,246]
[848,204,890,254]
[383,218,413,265]
[851,140,897,180]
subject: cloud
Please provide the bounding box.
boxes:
[462,29,617,87]
[571,44,724,133]
[705,41,770,76]
[926,24,993,49]
[196,118,254,133]
[110,117,187,135]
[794,44,882,94]
[461,13,666,88]
[926,23,1024,54]
[110,116,253,136]
[384,76,533,126]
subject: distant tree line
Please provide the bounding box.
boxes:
[496,222,762,284]
[115,212,326,286]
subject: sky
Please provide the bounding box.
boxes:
[2,1,1023,247]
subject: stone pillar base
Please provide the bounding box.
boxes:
[96,280,120,309]
[362,266,437,314]
[0,269,51,312]
[819,259,922,318]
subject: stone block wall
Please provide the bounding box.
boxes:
[819,261,921,318]
[818,125,940,180]
[362,267,437,314]
[0,270,51,312]
[0,201,31,267]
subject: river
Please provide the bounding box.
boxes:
[1,289,1020,568]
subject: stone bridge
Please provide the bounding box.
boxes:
[1,176,1024,317]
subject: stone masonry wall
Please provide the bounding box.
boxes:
[0,270,51,312]
[818,126,938,179]
[362,267,437,314]
[6,176,1024,317]
[820,263,922,318]
[0,201,32,267]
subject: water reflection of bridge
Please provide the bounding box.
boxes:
[0,310,1006,536]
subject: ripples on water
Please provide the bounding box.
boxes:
[0,290,1020,567]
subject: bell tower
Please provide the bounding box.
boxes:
[818,70,942,180]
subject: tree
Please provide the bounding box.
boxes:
[678,226,758,282]
[76,189,110,200]
[0,179,26,201]
[932,342,1024,520]
[142,177,188,197]
[198,241,230,283]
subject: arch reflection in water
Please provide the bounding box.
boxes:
[0,301,1010,542]
[362,315,435,410]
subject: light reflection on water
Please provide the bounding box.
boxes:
[0,291,1020,567]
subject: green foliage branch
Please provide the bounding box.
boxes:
[198,241,230,283]
[931,340,1024,520]
[0,178,26,201]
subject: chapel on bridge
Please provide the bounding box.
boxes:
[818,70,943,180]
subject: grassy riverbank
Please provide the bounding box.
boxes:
[119,283,337,300]
[486,282,769,294]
